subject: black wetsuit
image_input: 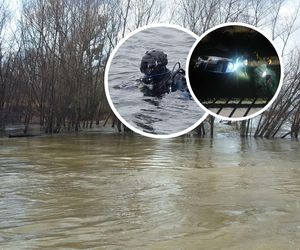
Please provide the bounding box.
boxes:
[141,68,172,97]
[139,49,191,98]
[140,67,190,98]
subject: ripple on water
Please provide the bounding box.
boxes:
[0,135,300,249]
[108,27,204,135]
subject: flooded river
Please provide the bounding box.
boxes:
[0,134,299,249]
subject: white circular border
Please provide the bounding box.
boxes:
[186,22,284,121]
[104,23,209,139]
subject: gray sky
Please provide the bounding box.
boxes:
[6,0,300,58]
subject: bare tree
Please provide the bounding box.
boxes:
[255,49,300,138]
[1,0,299,137]
[14,0,111,133]
[0,1,17,130]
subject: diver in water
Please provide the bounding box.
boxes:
[253,56,276,99]
[139,49,190,98]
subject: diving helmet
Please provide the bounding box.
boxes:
[140,49,168,76]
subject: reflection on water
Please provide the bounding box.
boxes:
[0,134,299,249]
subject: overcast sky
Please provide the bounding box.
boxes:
[6,0,300,58]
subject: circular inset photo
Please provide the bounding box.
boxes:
[105,24,207,138]
[187,23,283,120]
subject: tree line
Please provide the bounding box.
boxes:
[0,0,299,138]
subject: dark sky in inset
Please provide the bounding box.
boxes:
[191,26,278,60]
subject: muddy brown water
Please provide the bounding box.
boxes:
[0,134,299,249]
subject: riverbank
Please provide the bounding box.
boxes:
[0,121,123,138]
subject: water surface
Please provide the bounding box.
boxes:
[108,27,205,135]
[0,134,299,249]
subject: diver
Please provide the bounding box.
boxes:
[253,56,276,99]
[139,49,190,98]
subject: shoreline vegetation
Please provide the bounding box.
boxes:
[0,0,299,139]
[1,119,297,141]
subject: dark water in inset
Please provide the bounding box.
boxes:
[0,134,299,249]
[108,27,205,135]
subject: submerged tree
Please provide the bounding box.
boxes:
[252,1,300,138]
[255,50,300,138]
[2,0,111,133]
[173,0,300,138]
[0,1,14,130]
[1,0,299,137]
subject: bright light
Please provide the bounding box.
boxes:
[226,62,235,72]
[226,58,244,73]
[233,62,240,71]
[233,58,246,71]
[262,71,267,77]
[225,57,248,73]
